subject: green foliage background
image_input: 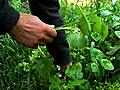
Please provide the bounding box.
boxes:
[0,0,120,89]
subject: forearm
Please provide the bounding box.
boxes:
[0,0,20,35]
[28,0,72,66]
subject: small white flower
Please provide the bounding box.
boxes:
[56,65,60,70]
[114,57,116,59]
[58,68,60,70]
[98,50,100,52]
[38,56,40,58]
[17,6,20,8]
[56,65,59,67]
[32,51,34,53]
[58,74,62,77]
[2,45,5,48]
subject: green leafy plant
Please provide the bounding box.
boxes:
[1,0,120,89]
[9,0,31,14]
[54,2,117,89]
[65,62,83,80]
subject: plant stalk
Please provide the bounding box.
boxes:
[54,21,80,30]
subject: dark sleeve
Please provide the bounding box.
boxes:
[0,0,20,35]
[28,0,72,66]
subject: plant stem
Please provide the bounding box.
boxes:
[38,46,46,57]
[55,26,79,30]
[54,21,80,30]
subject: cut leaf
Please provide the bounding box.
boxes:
[67,33,85,51]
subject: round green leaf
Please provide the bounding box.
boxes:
[91,48,104,62]
[65,62,83,80]
[67,33,85,51]
[91,33,101,41]
[91,63,99,72]
[100,59,114,70]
